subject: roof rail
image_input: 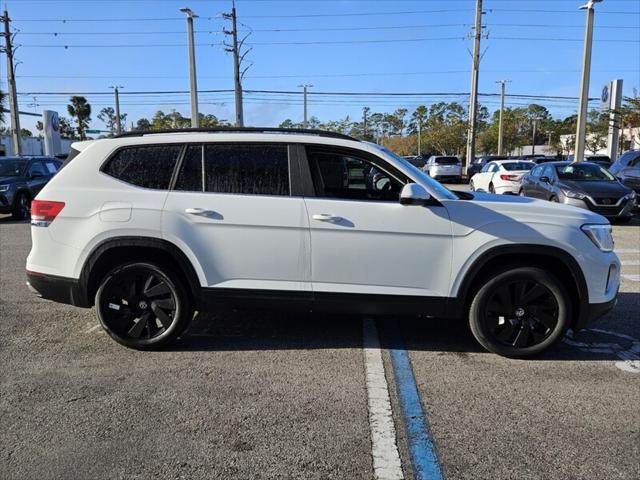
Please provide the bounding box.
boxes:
[113,126,360,142]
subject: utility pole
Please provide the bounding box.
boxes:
[465,0,483,174]
[2,9,22,155]
[496,80,510,156]
[298,84,312,129]
[224,1,251,127]
[180,7,199,128]
[109,85,123,135]
[574,0,602,162]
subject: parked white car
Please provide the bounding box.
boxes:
[470,160,535,194]
[424,155,462,182]
[26,128,619,357]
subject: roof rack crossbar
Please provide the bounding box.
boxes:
[113,127,359,142]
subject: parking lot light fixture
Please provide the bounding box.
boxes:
[574,0,603,162]
[180,7,199,128]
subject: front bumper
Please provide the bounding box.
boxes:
[26,271,90,308]
[0,192,15,213]
[562,196,635,218]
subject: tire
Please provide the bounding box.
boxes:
[11,192,31,220]
[469,180,475,191]
[95,262,193,350]
[468,267,570,358]
[612,217,632,224]
[550,196,559,203]
[489,183,495,194]
[518,189,526,197]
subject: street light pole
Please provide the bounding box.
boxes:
[180,7,199,128]
[465,0,483,174]
[298,84,312,129]
[109,85,123,135]
[531,118,540,156]
[574,0,602,162]
[496,80,510,156]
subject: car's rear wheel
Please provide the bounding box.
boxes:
[12,192,31,220]
[550,196,559,202]
[469,267,570,358]
[95,262,193,350]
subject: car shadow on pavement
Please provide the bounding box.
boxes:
[169,292,639,363]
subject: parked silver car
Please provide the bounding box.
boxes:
[519,161,636,222]
[423,155,462,182]
[610,150,640,197]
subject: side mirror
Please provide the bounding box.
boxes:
[399,183,431,206]
[540,176,550,184]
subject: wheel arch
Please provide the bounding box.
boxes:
[452,244,589,330]
[80,236,202,308]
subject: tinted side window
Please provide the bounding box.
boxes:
[531,166,542,178]
[103,145,182,189]
[174,145,204,191]
[629,153,640,167]
[541,165,554,178]
[203,144,289,196]
[28,161,48,176]
[307,148,403,202]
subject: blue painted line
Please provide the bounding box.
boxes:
[386,323,444,480]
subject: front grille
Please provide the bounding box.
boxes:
[591,197,621,206]
[590,205,625,216]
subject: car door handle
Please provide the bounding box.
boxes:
[185,207,216,216]
[312,213,342,223]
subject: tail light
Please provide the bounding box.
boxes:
[500,174,519,181]
[31,200,65,227]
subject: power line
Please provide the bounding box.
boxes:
[18,36,639,48]
[17,23,637,36]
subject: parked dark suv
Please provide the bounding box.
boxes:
[0,156,62,219]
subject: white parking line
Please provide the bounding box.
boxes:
[362,319,404,480]
[621,260,640,266]
[84,324,101,333]
[622,274,640,282]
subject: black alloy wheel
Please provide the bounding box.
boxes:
[12,193,31,220]
[469,267,569,357]
[95,263,192,349]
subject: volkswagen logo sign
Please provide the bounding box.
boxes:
[601,85,609,104]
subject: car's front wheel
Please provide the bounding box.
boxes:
[469,180,475,191]
[469,267,570,358]
[12,192,31,220]
[95,262,193,350]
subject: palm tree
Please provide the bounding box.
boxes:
[67,96,92,140]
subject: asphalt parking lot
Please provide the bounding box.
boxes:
[1,190,639,480]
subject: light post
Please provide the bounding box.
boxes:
[180,7,199,128]
[574,0,602,162]
[109,85,123,134]
[298,84,312,129]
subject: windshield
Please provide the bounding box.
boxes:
[0,158,28,177]
[407,157,426,168]
[502,162,534,171]
[433,157,459,165]
[370,144,458,200]
[555,163,615,181]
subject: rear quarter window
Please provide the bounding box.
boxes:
[102,145,183,189]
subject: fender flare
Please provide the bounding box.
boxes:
[452,244,589,327]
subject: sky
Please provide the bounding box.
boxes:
[1,0,639,134]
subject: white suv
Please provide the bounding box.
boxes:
[26,128,620,357]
